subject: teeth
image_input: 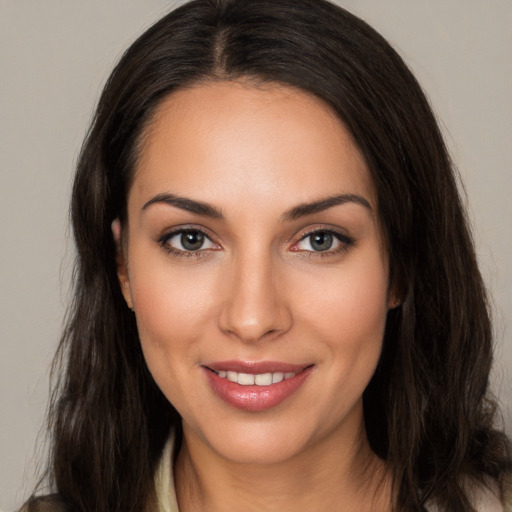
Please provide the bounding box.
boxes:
[272,372,284,383]
[254,373,272,386]
[216,370,296,386]
[237,373,255,385]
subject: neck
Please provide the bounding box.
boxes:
[174,407,392,512]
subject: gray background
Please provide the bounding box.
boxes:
[1,1,511,509]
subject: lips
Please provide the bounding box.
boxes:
[202,360,313,411]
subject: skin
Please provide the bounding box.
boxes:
[115,81,395,511]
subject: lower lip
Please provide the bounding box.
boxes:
[203,366,313,412]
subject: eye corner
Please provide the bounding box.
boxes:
[157,226,221,258]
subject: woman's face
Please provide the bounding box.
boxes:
[117,81,392,464]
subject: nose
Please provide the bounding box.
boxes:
[218,251,293,344]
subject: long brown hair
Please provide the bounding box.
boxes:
[27,0,511,510]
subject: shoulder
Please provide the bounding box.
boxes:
[504,476,512,512]
[426,482,506,512]
[469,482,508,512]
[18,495,67,512]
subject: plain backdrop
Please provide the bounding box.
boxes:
[1,1,511,509]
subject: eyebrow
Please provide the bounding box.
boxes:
[142,192,371,221]
[142,193,224,219]
[281,193,372,221]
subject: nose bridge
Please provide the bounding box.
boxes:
[218,245,291,343]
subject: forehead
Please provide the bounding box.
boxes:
[130,81,376,213]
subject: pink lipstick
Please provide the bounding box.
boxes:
[202,360,313,412]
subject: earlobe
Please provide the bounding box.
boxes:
[388,289,402,310]
[388,297,401,310]
[111,219,134,311]
[387,275,403,310]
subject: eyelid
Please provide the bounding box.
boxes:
[157,225,221,256]
[155,224,354,259]
[290,226,354,254]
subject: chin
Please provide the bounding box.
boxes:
[188,412,330,466]
[214,430,311,465]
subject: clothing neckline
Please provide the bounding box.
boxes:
[153,431,505,512]
[154,430,180,512]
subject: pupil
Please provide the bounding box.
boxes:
[181,231,204,251]
[311,232,333,251]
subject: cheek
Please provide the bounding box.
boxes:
[129,269,215,411]
[297,251,389,392]
[128,260,218,375]
[303,252,389,339]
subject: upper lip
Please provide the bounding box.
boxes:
[203,360,312,374]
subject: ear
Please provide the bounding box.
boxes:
[387,287,402,310]
[387,277,402,310]
[112,219,134,311]
[388,296,401,310]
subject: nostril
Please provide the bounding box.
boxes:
[216,273,293,343]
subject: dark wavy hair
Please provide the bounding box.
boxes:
[25,0,511,511]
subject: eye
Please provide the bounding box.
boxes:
[160,229,217,253]
[293,229,353,254]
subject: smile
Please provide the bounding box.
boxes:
[213,370,296,386]
[202,361,314,411]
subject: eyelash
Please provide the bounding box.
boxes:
[157,227,218,259]
[157,227,354,259]
[292,228,355,258]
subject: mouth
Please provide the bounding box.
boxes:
[202,361,314,411]
[208,369,297,386]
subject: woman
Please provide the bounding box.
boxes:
[21,0,511,510]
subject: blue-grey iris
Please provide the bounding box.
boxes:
[181,231,204,250]
[310,232,333,251]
